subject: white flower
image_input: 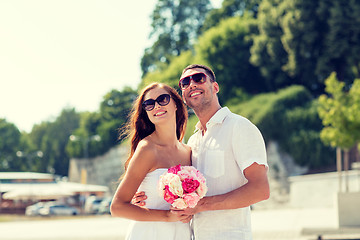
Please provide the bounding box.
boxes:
[168,174,183,197]
[196,183,208,198]
[172,198,188,209]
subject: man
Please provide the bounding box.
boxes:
[134,64,269,239]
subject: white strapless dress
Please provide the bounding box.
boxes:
[125,168,192,240]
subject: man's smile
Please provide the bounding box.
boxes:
[189,90,203,98]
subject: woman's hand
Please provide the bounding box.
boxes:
[166,209,193,223]
[131,191,147,207]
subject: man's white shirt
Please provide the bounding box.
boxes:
[188,107,268,240]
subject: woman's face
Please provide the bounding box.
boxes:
[143,87,177,125]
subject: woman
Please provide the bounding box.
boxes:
[110,83,192,240]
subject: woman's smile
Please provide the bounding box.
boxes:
[154,110,167,117]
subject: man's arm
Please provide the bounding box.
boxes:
[172,162,269,215]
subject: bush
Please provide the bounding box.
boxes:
[228,85,334,170]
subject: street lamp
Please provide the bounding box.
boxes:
[69,134,101,211]
[16,150,43,171]
[69,134,101,159]
[16,150,43,158]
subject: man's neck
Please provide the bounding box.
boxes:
[195,104,222,132]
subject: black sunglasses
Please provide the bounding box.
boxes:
[179,72,207,90]
[142,93,171,111]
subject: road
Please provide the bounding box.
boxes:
[0,215,129,240]
[1,208,360,240]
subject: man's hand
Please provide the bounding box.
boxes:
[131,191,147,207]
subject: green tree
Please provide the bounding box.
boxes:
[0,119,21,171]
[66,111,102,159]
[250,0,291,91]
[318,73,357,150]
[140,50,193,90]
[99,87,137,145]
[280,0,328,91]
[29,108,80,175]
[318,73,360,190]
[141,0,212,76]
[202,0,261,31]
[195,16,266,103]
[317,0,360,82]
[231,85,334,169]
[67,87,137,159]
[251,0,360,94]
[281,0,360,89]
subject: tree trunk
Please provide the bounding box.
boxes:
[337,147,342,192]
[344,149,349,192]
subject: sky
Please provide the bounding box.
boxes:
[0,0,222,133]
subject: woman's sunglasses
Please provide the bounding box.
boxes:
[178,72,207,90]
[142,93,171,111]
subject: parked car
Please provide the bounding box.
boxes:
[39,203,78,216]
[25,202,48,216]
[84,196,103,214]
[98,198,111,215]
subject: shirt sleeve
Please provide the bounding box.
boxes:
[232,117,268,174]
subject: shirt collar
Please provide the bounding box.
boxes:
[194,107,231,132]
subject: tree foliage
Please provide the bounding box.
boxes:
[0,119,21,171]
[250,0,291,91]
[141,0,212,76]
[27,108,81,175]
[229,85,334,169]
[141,50,194,90]
[195,16,265,103]
[251,0,360,94]
[318,73,360,150]
[98,87,137,147]
[66,87,137,159]
[5,0,360,174]
[202,0,261,31]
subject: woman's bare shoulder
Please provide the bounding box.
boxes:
[126,138,157,171]
[134,138,157,158]
[180,142,191,152]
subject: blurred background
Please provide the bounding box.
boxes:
[1,0,360,239]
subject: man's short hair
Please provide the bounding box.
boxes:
[182,64,216,82]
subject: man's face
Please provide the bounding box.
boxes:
[180,68,218,111]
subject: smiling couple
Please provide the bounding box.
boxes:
[110,64,269,240]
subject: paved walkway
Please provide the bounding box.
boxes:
[1,207,359,240]
[251,207,360,240]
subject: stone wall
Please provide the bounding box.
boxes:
[69,140,314,206]
[255,141,308,209]
[289,170,360,208]
[68,145,128,194]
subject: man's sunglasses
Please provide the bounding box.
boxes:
[179,72,207,90]
[142,93,171,111]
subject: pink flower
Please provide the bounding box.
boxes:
[164,185,178,204]
[168,164,181,174]
[172,198,188,209]
[183,193,200,208]
[182,178,200,193]
[177,170,192,181]
[159,165,207,208]
[196,182,208,198]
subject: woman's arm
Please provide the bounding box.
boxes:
[110,141,188,222]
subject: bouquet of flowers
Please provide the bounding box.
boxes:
[158,164,207,209]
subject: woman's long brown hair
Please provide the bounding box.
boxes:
[121,83,188,172]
